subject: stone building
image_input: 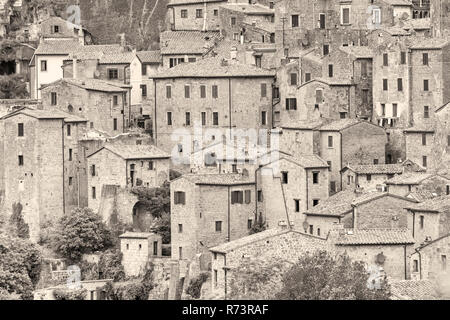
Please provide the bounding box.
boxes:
[152,56,275,165]
[40,78,130,136]
[86,143,170,215]
[38,16,93,45]
[386,172,450,197]
[120,232,163,277]
[138,50,162,127]
[0,107,87,241]
[404,125,436,169]
[433,101,450,175]
[256,152,330,231]
[170,173,256,261]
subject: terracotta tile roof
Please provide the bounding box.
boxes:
[35,39,82,55]
[89,143,170,160]
[119,232,159,239]
[99,51,136,64]
[410,38,450,49]
[41,78,129,93]
[219,4,274,15]
[137,50,161,64]
[243,17,275,33]
[343,164,404,175]
[1,107,66,120]
[401,18,431,30]
[281,119,324,130]
[167,0,226,6]
[160,30,222,55]
[339,45,373,58]
[335,228,415,245]
[210,228,292,253]
[318,119,367,131]
[385,172,436,185]
[152,56,275,78]
[406,195,450,212]
[349,191,412,206]
[406,190,438,202]
[282,153,330,169]
[391,280,439,300]
[383,0,412,5]
[306,77,353,86]
[304,189,357,217]
[178,173,255,186]
[403,125,435,133]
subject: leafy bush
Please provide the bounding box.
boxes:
[130,182,170,218]
[186,273,209,299]
[249,213,266,235]
[53,208,113,262]
[53,287,87,300]
[9,202,29,239]
[152,212,171,244]
[97,250,125,282]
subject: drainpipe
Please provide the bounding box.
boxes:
[305,169,309,211]
[339,132,343,191]
[154,80,157,143]
[227,186,231,241]
[62,121,66,215]
[228,78,232,139]
[404,244,408,280]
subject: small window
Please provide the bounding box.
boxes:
[108,69,118,79]
[295,199,300,212]
[423,79,429,91]
[330,181,336,192]
[381,104,386,116]
[328,136,333,148]
[413,260,419,272]
[442,255,447,271]
[374,159,379,164]
[179,247,183,260]
[51,92,57,105]
[258,190,263,202]
[178,224,183,233]
[313,172,319,184]
[290,73,298,85]
[212,85,218,98]
[424,106,430,118]
[231,191,244,204]
[317,228,321,236]
[247,219,252,229]
[214,9,218,16]
[282,171,288,184]
[126,244,129,250]
[397,78,403,91]
[174,191,186,205]
[166,85,172,99]
[323,44,329,56]
[181,9,188,18]
[200,85,206,98]
[341,7,350,24]
[291,14,299,27]
[423,53,429,65]
[244,190,251,204]
[68,177,73,186]
[18,155,23,166]
[139,244,142,250]
[367,174,372,181]
[167,112,172,125]
[383,53,388,66]
[185,112,191,126]
[422,156,427,167]
[68,149,73,161]
[261,83,267,97]
[113,95,118,105]
[383,79,388,91]
[215,221,222,232]
[305,73,311,82]
[113,118,118,131]
[196,9,203,18]
[309,225,313,234]
[201,112,206,126]
[213,112,219,125]
[393,104,398,117]
[231,17,236,25]
[328,64,333,77]
[141,64,147,76]
[53,25,59,33]
[40,60,47,71]
[18,123,24,137]
[285,98,297,110]
[261,111,267,125]
[422,133,427,146]
[184,85,190,98]
[92,187,96,199]
[313,199,319,206]
[141,84,147,97]
[400,51,406,64]
[148,161,154,170]
[446,185,450,195]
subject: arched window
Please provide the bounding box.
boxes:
[68,104,74,113]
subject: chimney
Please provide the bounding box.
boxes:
[78,27,84,45]
[119,33,126,48]
[230,46,237,60]
[354,185,364,196]
[72,55,78,79]
[220,58,228,67]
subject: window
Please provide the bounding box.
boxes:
[323,44,329,56]
[196,9,203,18]
[374,159,379,164]
[148,161,154,170]
[185,112,190,126]
[372,8,381,24]
[422,156,427,167]
[448,135,450,147]
[366,174,372,182]
[178,224,183,233]
[447,185,450,195]
[231,191,244,204]
[381,103,386,116]
[292,199,300,213]
[179,247,183,260]
[305,73,311,82]
[53,25,59,33]
[200,85,206,98]
[383,53,388,66]
[397,78,403,91]
[141,64,147,76]
[18,155,23,166]
[113,118,118,131]
[184,85,190,98]
[319,13,326,29]
[341,6,350,24]
[174,191,186,205]
[188,57,196,63]
[400,51,406,64]
[328,64,333,77]
[90,164,96,176]
[153,241,158,256]
[181,9,187,18]
[330,181,336,192]
[214,9,218,16]
[68,149,73,161]
[213,112,219,125]
[92,187,96,199]
[442,255,447,271]
[261,111,267,125]
[178,144,183,153]
[313,199,319,206]
[214,269,217,287]
[18,123,24,137]
[141,84,147,97]
[315,89,323,104]
[309,225,313,234]
[232,164,237,173]
[108,69,118,79]
[231,17,236,25]
[258,190,263,202]
[362,89,368,104]
[393,104,398,117]
[291,15,299,27]
[261,83,267,97]
[383,79,388,91]
[285,98,297,110]
[113,95,118,105]
[212,85,218,98]
[413,260,419,272]
[51,92,57,105]
[245,190,251,204]
[167,112,172,125]
[424,79,429,91]
[424,106,429,118]
[328,136,333,148]
[40,60,47,71]
[361,60,367,77]
[423,53,429,65]
[282,171,288,184]
[201,112,206,126]
[422,133,427,146]
[313,172,319,184]
[248,219,252,229]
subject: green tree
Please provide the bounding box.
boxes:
[130,181,170,218]
[0,74,28,99]
[53,207,113,262]
[9,202,29,239]
[151,212,170,244]
[276,251,391,300]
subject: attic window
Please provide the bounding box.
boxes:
[52,25,60,33]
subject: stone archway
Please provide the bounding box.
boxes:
[132,201,156,232]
